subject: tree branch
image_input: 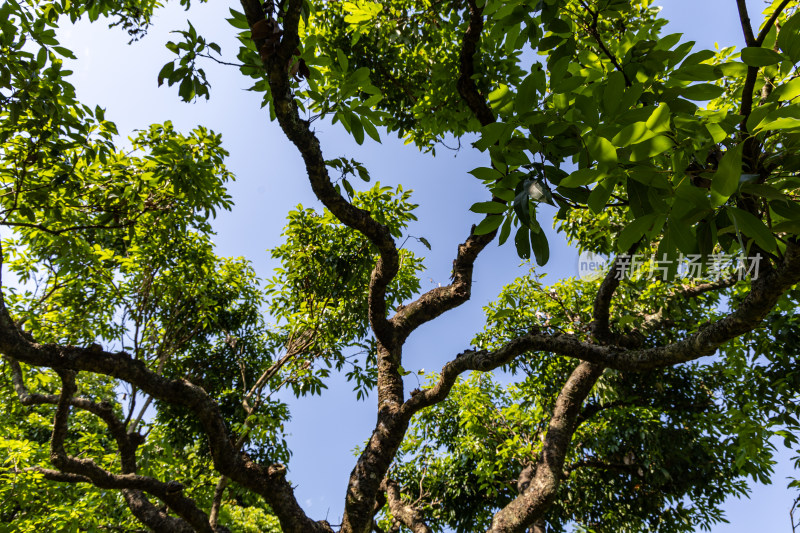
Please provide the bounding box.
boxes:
[736,0,757,46]
[45,369,228,533]
[487,362,605,532]
[590,244,639,344]
[456,0,495,127]
[381,478,433,533]
[757,0,792,46]
[391,226,494,341]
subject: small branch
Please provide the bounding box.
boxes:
[736,0,757,46]
[380,478,433,533]
[590,244,639,344]
[209,476,231,527]
[578,0,631,86]
[756,0,792,46]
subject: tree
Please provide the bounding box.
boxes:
[2,0,800,532]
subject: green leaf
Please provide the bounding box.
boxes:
[474,214,504,235]
[350,115,365,144]
[612,122,654,147]
[777,12,800,63]
[757,117,800,131]
[469,167,502,181]
[771,78,800,102]
[627,178,653,218]
[361,117,381,142]
[711,144,743,205]
[679,83,724,101]
[498,214,512,245]
[586,135,617,166]
[739,182,785,201]
[603,71,626,116]
[336,48,349,71]
[645,103,671,134]
[727,206,777,253]
[587,177,616,214]
[470,201,507,214]
[740,47,784,67]
[514,226,530,259]
[226,8,250,29]
[530,228,549,266]
[488,84,513,114]
[770,199,800,220]
[629,135,674,162]
[618,214,658,252]
[560,168,602,187]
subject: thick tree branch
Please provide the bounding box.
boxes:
[456,0,495,127]
[389,0,501,341]
[46,370,227,533]
[0,311,331,533]
[402,242,800,425]
[488,362,605,532]
[240,0,399,350]
[590,244,639,344]
[391,226,494,341]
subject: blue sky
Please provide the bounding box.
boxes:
[46,0,797,530]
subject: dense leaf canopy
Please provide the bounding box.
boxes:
[1,0,800,532]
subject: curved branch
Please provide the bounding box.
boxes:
[736,0,757,46]
[757,0,792,46]
[456,0,495,127]
[241,0,400,347]
[381,478,433,533]
[47,370,225,533]
[402,242,800,422]
[488,362,605,532]
[590,243,640,344]
[0,318,331,533]
[391,226,495,341]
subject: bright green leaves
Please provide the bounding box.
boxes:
[612,122,654,147]
[646,103,671,133]
[777,10,800,63]
[586,134,617,167]
[488,84,514,115]
[343,1,382,25]
[618,213,664,252]
[602,71,627,117]
[474,214,505,235]
[629,135,675,162]
[710,144,744,205]
[267,184,423,397]
[470,201,507,215]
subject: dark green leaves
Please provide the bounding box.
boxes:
[474,215,504,235]
[727,206,777,253]
[777,11,800,63]
[470,201,507,214]
[740,47,784,67]
[711,144,743,205]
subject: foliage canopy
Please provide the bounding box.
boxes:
[2,0,800,532]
